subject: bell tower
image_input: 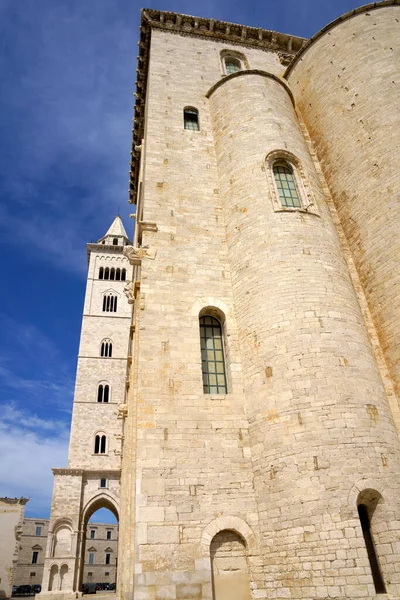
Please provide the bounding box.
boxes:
[41,216,132,595]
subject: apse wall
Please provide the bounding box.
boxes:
[286,2,400,404]
[208,68,400,596]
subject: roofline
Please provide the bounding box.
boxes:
[128,9,307,204]
[285,0,400,78]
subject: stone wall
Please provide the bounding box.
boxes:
[0,498,27,598]
[121,9,400,599]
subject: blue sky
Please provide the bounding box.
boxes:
[0,0,369,521]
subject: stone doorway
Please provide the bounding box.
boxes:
[211,530,251,600]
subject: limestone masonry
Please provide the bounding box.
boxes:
[14,519,118,588]
[41,2,400,599]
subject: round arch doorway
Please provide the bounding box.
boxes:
[78,496,119,593]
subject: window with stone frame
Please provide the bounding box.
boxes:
[100,339,113,358]
[273,161,301,208]
[97,383,110,403]
[94,434,107,454]
[224,56,242,74]
[265,150,318,215]
[32,551,39,564]
[183,107,200,131]
[199,316,227,394]
[102,293,118,313]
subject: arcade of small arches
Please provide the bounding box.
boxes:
[98,267,126,281]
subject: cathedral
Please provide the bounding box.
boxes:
[40,2,400,599]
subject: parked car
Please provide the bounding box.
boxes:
[82,582,97,594]
[13,585,32,596]
[32,585,41,594]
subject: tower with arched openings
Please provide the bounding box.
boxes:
[41,217,132,594]
[43,3,400,600]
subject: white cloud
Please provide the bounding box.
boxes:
[0,416,69,517]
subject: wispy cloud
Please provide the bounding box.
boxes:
[0,415,69,517]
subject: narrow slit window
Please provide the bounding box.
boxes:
[100,478,107,488]
[104,267,110,280]
[100,435,106,454]
[103,385,109,403]
[110,268,115,281]
[113,238,118,246]
[99,267,104,280]
[199,316,227,394]
[184,108,199,131]
[121,269,126,281]
[273,162,301,208]
[225,57,241,74]
[358,504,386,594]
[97,385,103,403]
[116,269,121,281]
[94,435,100,454]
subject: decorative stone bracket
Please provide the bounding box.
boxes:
[123,245,157,265]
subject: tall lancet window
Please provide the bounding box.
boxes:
[273,161,301,208]
[199,316,227,394]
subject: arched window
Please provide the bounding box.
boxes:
[99,267,104,280]
[104,267,110,280]
[224,56,241,74]
[183,108,199,131]
[97,384,109,403]
[100,339,112,358]
[199,316,227,394]
[110,268,115,281]
[358,502,386,594]
[113,238,118,246]
[115,268,121,281]
[102,294,117,313]
[273,161,301,208]
[121,269,126,281]
[94,434,106,454]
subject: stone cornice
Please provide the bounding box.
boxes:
[128,9,307,203]
[86,242,132,265]
[0,497,29,505]
[52,468,121,476]
[285,0,400,78]
[206,69,295,106]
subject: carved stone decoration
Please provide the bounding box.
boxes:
[123,281,135,304]
[123,245,157,265]
[278,51,294,66]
